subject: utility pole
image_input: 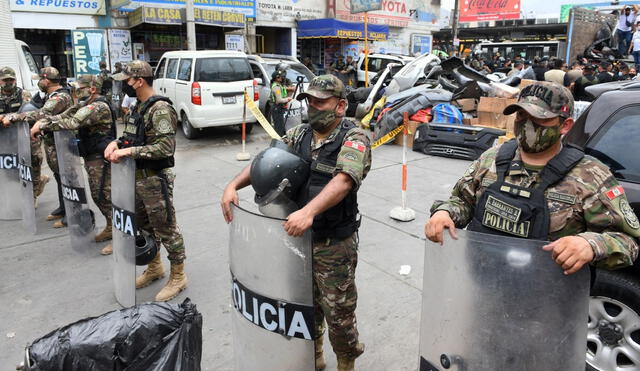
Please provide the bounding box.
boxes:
[186,0,196,50]
[452,0,460,55]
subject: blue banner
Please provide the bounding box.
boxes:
[297,18,388,41]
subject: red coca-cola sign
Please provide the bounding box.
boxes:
[459,0,520,22]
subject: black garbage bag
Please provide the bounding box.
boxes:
[25,298,202,371]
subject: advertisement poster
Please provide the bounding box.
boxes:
[412,35,432,55]
[459,0,521,22]
[560,4,594,23]
[256,0,324,23]
[350,0,381,14]
[72,30,107,77]
[225,34,244,52]
[10,0,106,15]
[336,0,422,28]
[324,39,342,67]
[108,29,132,71]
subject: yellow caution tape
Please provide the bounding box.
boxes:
[244,91,282,140]
[372,125,405,149]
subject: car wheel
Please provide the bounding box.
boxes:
[586,270,640,371]
[181,113,199,139]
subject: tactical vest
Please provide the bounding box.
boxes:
[100,70,113,95]
[77,96,116,158]
[270,81,288,106]
[0,87,23,114]
[120,95,175,170]
[295,120,360,240]
[467,140,584,240]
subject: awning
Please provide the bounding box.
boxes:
[297,18,388,41]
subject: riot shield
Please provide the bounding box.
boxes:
[54,130,95,252]
[0,125,21,220]
[16,121,36,234]
[418,230,590,371]
[111,157,137,307]
[229,204,314,371]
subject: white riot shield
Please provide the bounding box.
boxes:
[54,130,95,251]
[16,121,36,234]
[229,204,314,371]
[111,157,137,307]
[418,230,590,371]
[0,125,21,220]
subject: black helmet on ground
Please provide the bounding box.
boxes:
[136,229,159,266]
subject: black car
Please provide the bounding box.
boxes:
[565,82,640,371]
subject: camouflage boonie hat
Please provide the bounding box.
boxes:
[504,81,574,119]
[0,67,16,80]
[71,74,102,91]
[297,74,346,101]
[33,67,61,81]
[112,60,154,81]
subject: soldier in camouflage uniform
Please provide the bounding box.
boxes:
[222,75,370,371]
[105,60,187,302]
[3,67,71,223]
[97,61,113,104]
[0,66,48,200]
[426,81,640,274]
[31,74,115,252]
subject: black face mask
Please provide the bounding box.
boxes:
[122,83,136,98]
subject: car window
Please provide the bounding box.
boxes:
[264,63,314,83]
[22,46,40,74]
[367,58,382,73]
[250,63,264,81]
[194,58,253,82]
[587,105,640,183]
[166,58,179,79]
[177,59,192,81]
[155,58,167,79]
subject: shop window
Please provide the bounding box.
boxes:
[155,58,167,79]
[166,58,179,79]
[177,59,192,81]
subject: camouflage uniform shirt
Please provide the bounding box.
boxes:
[0,87,24,114]
[122,98,178,159]
[19,89,73,125]
[283,120,372,190]
[41,97,112,142]
[431,144,640,270]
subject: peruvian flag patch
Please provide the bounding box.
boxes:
[561,105,569,113]
[606,185,625,200]
[344,141,365,152]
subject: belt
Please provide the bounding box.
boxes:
[135,168,161,180]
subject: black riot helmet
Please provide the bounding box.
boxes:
[250,139,309,205]
[135,229,159,265]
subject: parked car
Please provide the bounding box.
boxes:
[153,50,258,139]
[356,53,414,87]
[564,82,640,371]
[247,54,314,129]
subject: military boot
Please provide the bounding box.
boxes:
[135,254,165,289]
[53,216,67,228]
[95,224,112,242]
[155,262,187,302]
[315,336,326,371]
[46,206,64,221]
[100,243,112,255]
[337,343,364,371]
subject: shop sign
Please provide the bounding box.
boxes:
[123,0,256,19]
[107,29,132,71]
[225,34,244,51]
[256,0,324,23]
[350,0,381,14]
[336,0,432,28]
[128,6,246,27]
[412,34,432,54]
[459,0,520,22]
[336,29,387,41]
[72,29,107,77]
[195,8,245,27]
[9,0,106,15]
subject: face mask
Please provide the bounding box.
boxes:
[122,81,137,98]
[515,118,563,153]
[76,87,91,101]
[37,79,47,93]
[308,101,340,133]
[2,82,16,94]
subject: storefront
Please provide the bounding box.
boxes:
[297,18,389,72]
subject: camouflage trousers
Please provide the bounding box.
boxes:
[135,168,185,264]
[84,158,112,225]
[31,138,43,197]
[313,233,362,360]
[43,136,58,174]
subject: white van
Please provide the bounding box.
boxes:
[153,50,258,139]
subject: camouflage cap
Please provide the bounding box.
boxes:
[297,74,346,101]
[33,67,61,81]
[503,81,574,119]
[112,60,153,81]
[71,74,102,91]
[0,66,16,80]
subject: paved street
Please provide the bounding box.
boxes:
[0,124,470,370]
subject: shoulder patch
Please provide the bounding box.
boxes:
[606,185,625,200]
[620,198,640,229]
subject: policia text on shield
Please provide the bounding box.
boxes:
[222,75,370,371]
[426,81,640,275]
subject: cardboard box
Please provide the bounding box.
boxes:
[394,120,422,149]
[518,79,537,91]
[476,97,517,130]
[463,118,479,126]
[452,98,478,112]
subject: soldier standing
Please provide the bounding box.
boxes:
[0,66,48,200]
[270,69,293,136]
[105,60,187,302]
[222,75,370,371]
[97,61,113,104]
[31,75,116,252]
[2,67,72,224]
[426,82,640,274]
